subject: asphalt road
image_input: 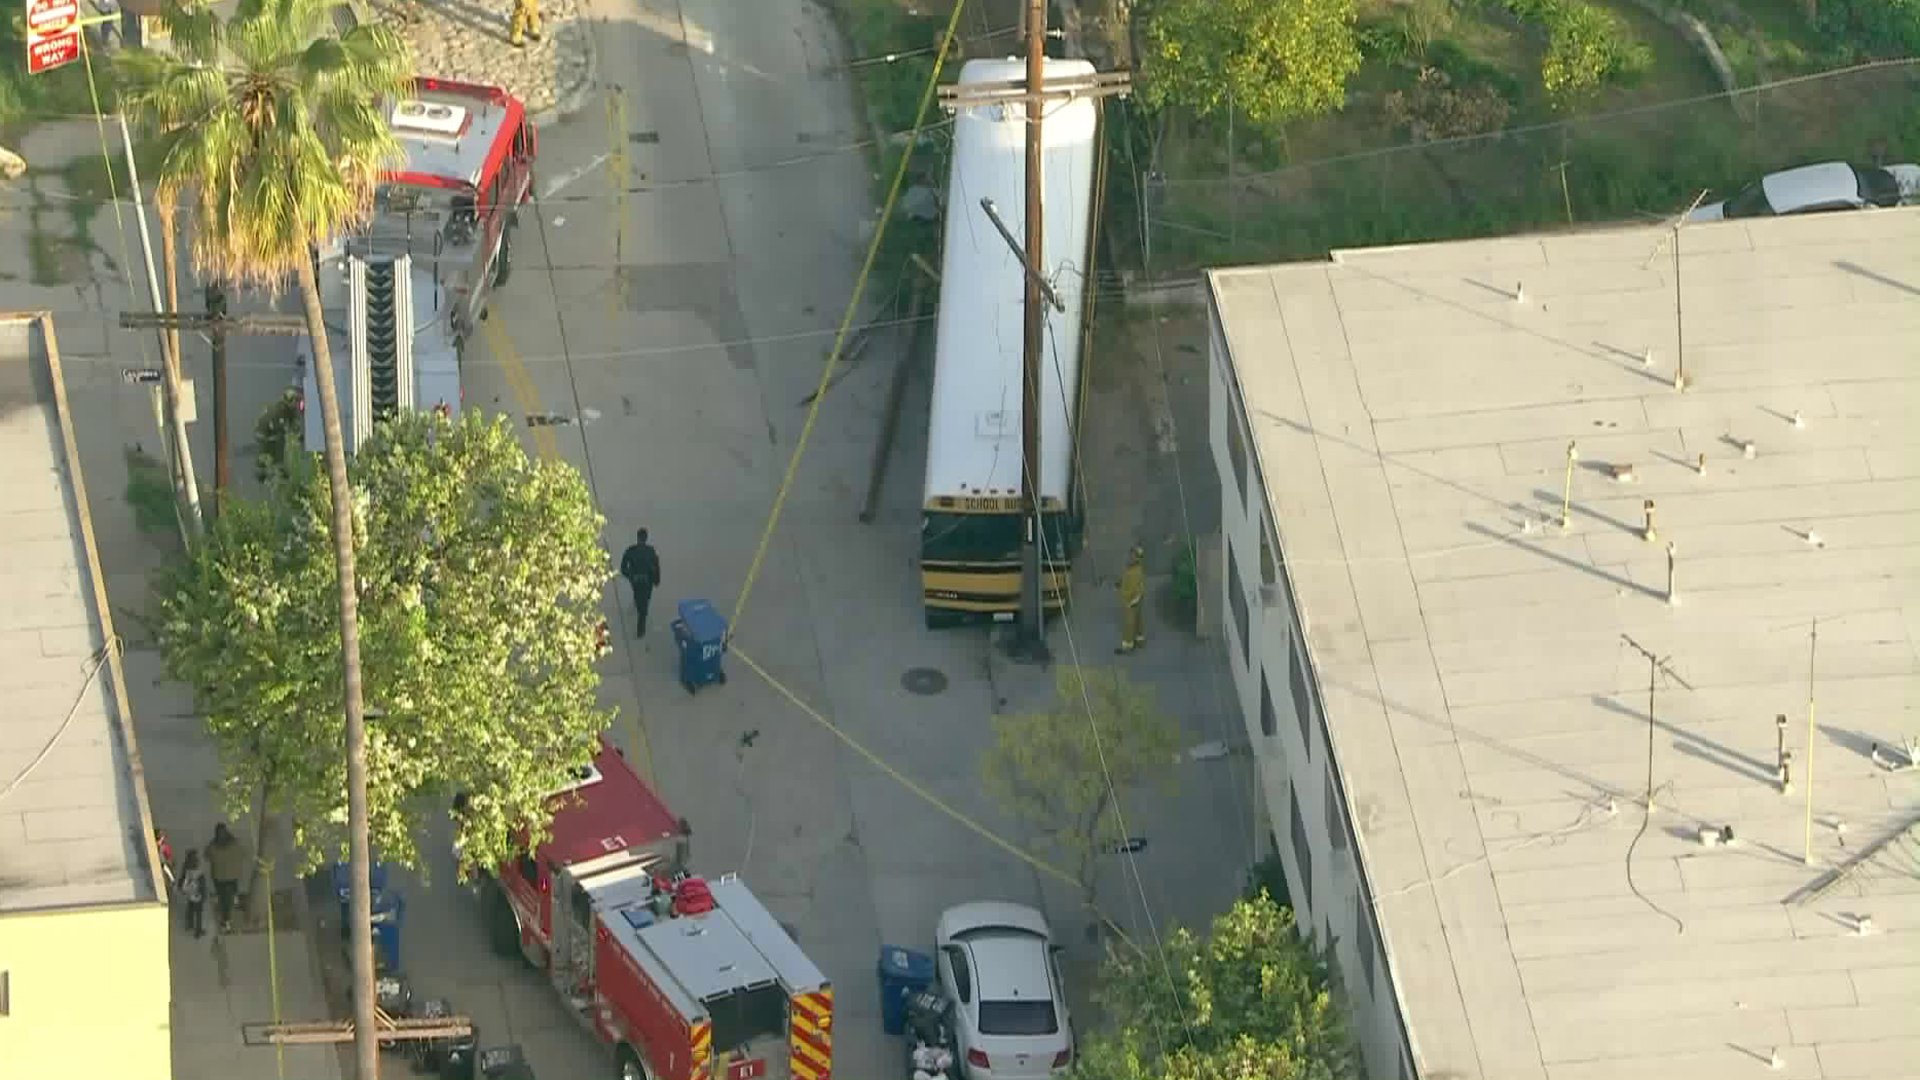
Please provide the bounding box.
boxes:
[390,0,1033,1074]
[5,0,1256,1073]
[393,0,1256,1073]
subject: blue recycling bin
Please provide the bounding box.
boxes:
[330,862,404,973]
[369,887,405,973]
[670,599,729,694]
[331,860,391,900]
[877,945,936,1036]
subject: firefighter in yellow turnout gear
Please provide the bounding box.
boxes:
[1116,544,1146,654]
[509,0,542,46]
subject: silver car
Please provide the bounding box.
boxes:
[935,902,1074,1079]
[1687,161,1920,222]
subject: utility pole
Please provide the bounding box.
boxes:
[120,114,203,539]
[118,308,310,523]
[208,282,231,515]
[1015,0,1050,662]
[940,11,1130,662]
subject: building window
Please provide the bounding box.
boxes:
[1290,642,1314,760]
[1327,766,1347,851]
[1355,891,1377,999]
[1260,520,1278,586]
[1259,670,1276,737]
[1227,544,1250,668]
[0,970,8,1016]
[1289,783,1313,910]
[1226,396,1248,508]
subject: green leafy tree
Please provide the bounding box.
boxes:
[254,387,304,488]
[118,6,412,1070]
[154,410,614,878]
[982,667,1179,914]
[1073,894,1358,1080]
[1139,0,1364,126]
[1503,0,1651,108]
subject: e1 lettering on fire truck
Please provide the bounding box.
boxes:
[302,77,536,454]
[471,739,834,1080]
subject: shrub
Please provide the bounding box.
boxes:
[1384,67,1514,141]
[1813,0,1920,60]
[1501,0,1652,107]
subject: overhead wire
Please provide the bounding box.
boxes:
[10,114,962,210]
[0,640,117,802]
[727,0,969,635]
[730,645,1141,953]
[1006,91,1200,1061]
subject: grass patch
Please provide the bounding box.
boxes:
[833,0,962,304]
[1122,0,1920,273]
[1142,59,1920,269]
[124,446,180,538]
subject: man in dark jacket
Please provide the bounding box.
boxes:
[619,528,662,637]
[205,823,249,933]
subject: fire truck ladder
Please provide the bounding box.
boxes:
[348,253,415,445]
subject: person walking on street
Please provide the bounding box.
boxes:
[619,528,663,638]
[508,0,542,47]
[205,823,248,933]
[1115,544,1146,654]
[179,851,209,939]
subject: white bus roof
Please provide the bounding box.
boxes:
[923,57,1099,507]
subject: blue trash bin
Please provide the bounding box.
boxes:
[877,945,936,1036]
[369,887,405,973]
[670,599,729,695]
[331,860,391,901]
[331,862,404,972]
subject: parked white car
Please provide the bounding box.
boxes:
[935,902,1074,1079]
[1687,161,1920,222]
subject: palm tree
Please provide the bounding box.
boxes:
[117,2,411,1074]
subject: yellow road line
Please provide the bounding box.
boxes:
[478,311,655,785]
[605,88,630,322]
[481,314,560,462]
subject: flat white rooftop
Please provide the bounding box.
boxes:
[0,314,160,914]
[1209,209,1920,1080]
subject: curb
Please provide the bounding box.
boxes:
[531,18,600,129]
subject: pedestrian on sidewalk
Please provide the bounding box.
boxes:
[508,0,543,47]
[178,850,209,939]
[1115,544,1146,654]
[619,528,662,638]
[205,823,248,933]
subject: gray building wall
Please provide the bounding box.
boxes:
[1205,300,1415,1080]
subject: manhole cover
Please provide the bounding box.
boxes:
[901,667,948,696]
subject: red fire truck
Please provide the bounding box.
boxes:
[302,76,537,452]
[475,739,834,1080]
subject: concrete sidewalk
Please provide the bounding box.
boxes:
[0,120,345,1080]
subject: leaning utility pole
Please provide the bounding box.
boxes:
[1016,0,1049,661]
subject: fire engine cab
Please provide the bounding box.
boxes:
[302,76,536,453]
[478,739,834,1080]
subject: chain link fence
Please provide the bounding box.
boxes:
[1105,60,1920,274]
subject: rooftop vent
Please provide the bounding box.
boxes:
[391,99,468,136]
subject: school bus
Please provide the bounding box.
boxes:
[921,57,1099,629]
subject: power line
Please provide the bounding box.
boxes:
[1013,96,1199,1065]
[6,115,963,211]
[1161,56,1920,189]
